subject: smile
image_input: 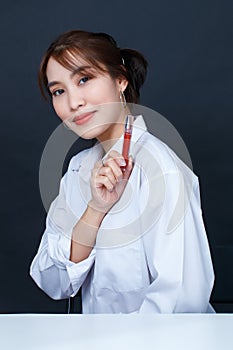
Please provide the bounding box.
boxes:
[73,111,96,125]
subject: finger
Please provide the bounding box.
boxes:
[104,151,126,180]
[106,150,126,168]
[95,175,115,192]
[122,155,133,180]
[92,159,121,190]
[104,158,124,182]
[91,167,116,190]
[98,166,118,187]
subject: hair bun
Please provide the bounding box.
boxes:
[120,48,148,101]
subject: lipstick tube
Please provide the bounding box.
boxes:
[121,115,134,171]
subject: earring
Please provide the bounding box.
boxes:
[120,90,127,109]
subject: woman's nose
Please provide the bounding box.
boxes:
[68,90,85,111]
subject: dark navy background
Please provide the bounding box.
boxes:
[1,0,232,313]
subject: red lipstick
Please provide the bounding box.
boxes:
[121,115,134,171]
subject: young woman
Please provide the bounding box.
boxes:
[30,30,215,313]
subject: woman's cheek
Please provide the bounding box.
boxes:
[53,102,65,121]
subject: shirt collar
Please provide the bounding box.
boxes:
[103,114,147,161]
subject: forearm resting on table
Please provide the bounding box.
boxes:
[70,205,105,263]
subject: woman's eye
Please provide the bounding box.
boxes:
[79,76,89,85]
[52,89,64,97]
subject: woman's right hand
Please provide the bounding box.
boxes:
[88,150,133,214]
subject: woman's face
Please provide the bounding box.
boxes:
[46,56,128,141]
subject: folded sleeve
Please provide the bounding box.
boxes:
[30,153,95,300]
[139,170,215,313]
[30,216,95,299]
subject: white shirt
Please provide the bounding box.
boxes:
[30,116,215,313]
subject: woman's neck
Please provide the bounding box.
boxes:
[97,109,130,153]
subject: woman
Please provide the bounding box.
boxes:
[30,30,215,313]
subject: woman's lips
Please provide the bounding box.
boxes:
[73,111,96,125]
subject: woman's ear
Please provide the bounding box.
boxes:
[117,77,128,93]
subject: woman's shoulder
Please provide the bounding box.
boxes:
[138,131,197,181]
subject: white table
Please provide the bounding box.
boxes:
[0,313,232,350]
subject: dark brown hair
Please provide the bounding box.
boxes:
[38,30,148,104]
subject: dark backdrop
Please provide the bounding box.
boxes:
[1,0,232,313]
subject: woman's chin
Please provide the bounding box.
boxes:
[66,123,103,140]
[79,125,108,140]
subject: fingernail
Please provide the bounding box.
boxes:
[120,159,126,166]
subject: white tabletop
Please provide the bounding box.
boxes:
[0,313,232,350]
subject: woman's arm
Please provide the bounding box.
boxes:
[70,150,133,263]
[70,205,105,263]
[30,150,133,298]
[30,152,97,299]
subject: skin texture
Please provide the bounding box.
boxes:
[47,57,129,143]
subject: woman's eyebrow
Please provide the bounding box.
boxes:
[47,66,92,89]
[70,65,92,78]
[47,81,59,89]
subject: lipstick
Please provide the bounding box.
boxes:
[73,111,96,125]
[121,115,134,171]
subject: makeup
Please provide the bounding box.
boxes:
[73,111,96,125]
[121,115,134,171]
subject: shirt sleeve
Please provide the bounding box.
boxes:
[30,154,95,300]
[139,170,215,313]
